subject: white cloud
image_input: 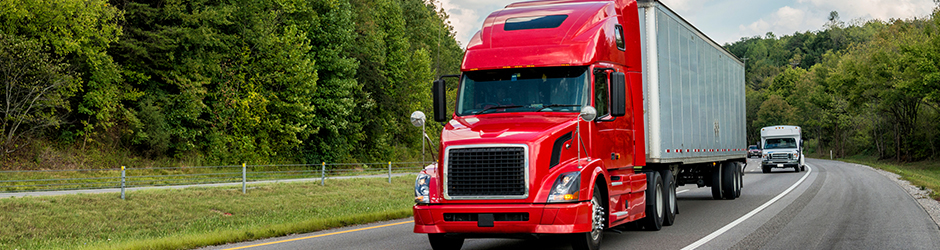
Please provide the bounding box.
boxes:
[740,6,814,38]
[434,0,509,47]
[797,0,936,21]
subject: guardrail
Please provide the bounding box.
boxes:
[0,161,433,198]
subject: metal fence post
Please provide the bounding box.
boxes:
[321,162,325,186]
[121,166,126,200]
[388,161,392,183]
[242,163,247,194]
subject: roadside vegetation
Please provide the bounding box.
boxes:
[0,0,463,170]
[0,176,415,249]
[727,9,940,162]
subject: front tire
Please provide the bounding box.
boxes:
[572,184,605,250]
[428,234,464,250]
[640,171,664,231]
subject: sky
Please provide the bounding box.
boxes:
[435,0,938,46]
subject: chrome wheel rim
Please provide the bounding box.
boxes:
[590,195,604,241]
[656,183,664,220]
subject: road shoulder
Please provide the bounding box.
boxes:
[848,162,940,229]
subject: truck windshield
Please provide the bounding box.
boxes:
[764,138,797,149]
[456,66,589,116]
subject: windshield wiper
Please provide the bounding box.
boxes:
[474,105,523,115]
[536,104,581,112]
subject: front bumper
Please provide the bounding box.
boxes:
[762,160,799,168]
[413,202,593,235]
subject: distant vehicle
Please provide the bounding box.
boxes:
[760,126,805,173]
[748,145,761,158]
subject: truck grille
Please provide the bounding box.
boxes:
[445,146,527,199]
[771,153,790,160]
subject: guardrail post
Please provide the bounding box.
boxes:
[830,150,833,160]
[388,161,392,183]
[242,163,247,194]
[321,162,325,186]
[121,166,126,200]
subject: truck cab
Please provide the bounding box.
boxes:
[759,126,805,173]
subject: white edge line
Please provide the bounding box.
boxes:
[680,165,813,250]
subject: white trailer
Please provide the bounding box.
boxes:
[760,125,806,173]
[638,0,747,199]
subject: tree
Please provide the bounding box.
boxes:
[0,34,80,155]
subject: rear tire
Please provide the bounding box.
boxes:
[428,234,464,250]
[734,162,743,198]
[640,172,664,231]
[660,169,677,226]
[711,164,724,199]
[571,183,605,250]
[721,162,737,200]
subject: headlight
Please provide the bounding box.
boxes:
[791,153,798,159]
[547,172,580,203]
[415,173,431,204]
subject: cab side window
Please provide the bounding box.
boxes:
[593,70,609,118]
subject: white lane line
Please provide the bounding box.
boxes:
[680,165,813,250]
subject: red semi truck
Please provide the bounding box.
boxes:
[412,0,746,249]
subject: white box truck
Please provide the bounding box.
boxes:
[759,125,806,173]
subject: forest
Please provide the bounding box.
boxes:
[727,10,940,161]
[0,0,463,168]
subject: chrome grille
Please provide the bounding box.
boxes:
[771,153,790,160]
[445,146,527,199]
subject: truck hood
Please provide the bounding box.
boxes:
[442,113,578,146]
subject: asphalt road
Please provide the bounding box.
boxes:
[207,158,940,250]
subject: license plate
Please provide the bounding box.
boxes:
[777,164,783,167]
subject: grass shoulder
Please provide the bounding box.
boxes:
[840,155,940,200]
[0,176,416,249]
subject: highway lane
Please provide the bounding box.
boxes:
[206,158,940,250]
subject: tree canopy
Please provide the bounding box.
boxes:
[0,0,463,166]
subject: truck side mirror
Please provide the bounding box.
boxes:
[610,72,627,117]
[433,79,447,122]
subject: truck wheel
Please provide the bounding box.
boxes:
[734,162,743,198]
[640,172,664,231]
[711,164,724,199]
[721,162,736,200]
[793,165,800,172]
[572,183,605,250]
[761,165,770,173]
[660,169,677,226]
[801,165,806,171]
[428,234,464,250]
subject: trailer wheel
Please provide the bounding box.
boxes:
[660,169,677,226]
[721,162,737,200]
[734,162,744,198]
[711,164,724,199]
[428,234,464,250]
[572,183,605,250]
[640,172,664,230]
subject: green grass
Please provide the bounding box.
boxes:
[0,165,424,192]
[0,175,416,249]
[840,155,940,200]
